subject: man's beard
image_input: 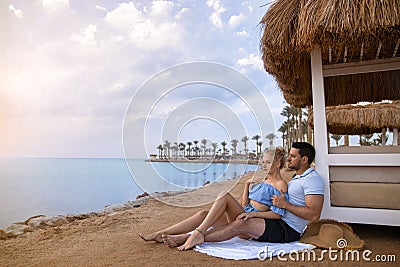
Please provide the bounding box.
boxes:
[288,163,298,170]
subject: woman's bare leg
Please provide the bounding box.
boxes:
[139,210,208,242]
[162,210,230,247]
[177,191,244,250]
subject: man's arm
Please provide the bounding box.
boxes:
[236,210,281,221]
[272,193,324,222]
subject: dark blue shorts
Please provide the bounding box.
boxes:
[255,219,300,243]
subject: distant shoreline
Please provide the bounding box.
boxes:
[145,158,259,165]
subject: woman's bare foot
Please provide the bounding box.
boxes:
[177,230,204,251]
[139,232,164,243]
[162,234,190,247]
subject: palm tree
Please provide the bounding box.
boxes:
[359,134,374,146]
[281,104,305,144]
[291,106,300,141]
[201,139,207,158]
[330,134,343,146]
[221,141,227,159]
[206,148,212,157]
[278,121,288,151]
[304,107,313,144]
[163,140,171,159]
[301,119,308,143]
[211,143,218,158]
[281,105,291,136]
[374,132,389,145]
[241,136,249,157]
[231,139,239,158]
[173,142,178,158]
[252,134,261,157]
[186,141,192,158]
[280,105,293,146]
[156,144,163,159]
[179,143,186,158]
[257,141,263,156]
[287,118,295,147]
[193,140,199,158]
[265,133,276,149]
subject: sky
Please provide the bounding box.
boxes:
[1,0,289,158]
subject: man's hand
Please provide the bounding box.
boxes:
[272,189,288,208]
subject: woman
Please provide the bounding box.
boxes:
[139,147,287,250]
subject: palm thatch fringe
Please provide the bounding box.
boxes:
[308,102,400,135]
[260,0,400,108]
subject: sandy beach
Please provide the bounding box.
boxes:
[0,170,399,267]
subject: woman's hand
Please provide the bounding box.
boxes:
[245,178,257,186]
[236,212,256,221]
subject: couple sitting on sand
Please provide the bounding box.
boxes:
[140,142,325,251]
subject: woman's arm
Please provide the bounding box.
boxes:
[241,179,254,207]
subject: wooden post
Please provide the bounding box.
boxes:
[311,49,330,217]
[382,128,387,145]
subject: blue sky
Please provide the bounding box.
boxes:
[1,0,288,158]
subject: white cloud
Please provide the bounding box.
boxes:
[209,12,223,28]
[8,5,23,18]
[104,2,143,31]
[228,13,245,28]
[150,0,174,16]
[129,20,183,50]
[71,24,98,46]
[237,53,263,70]
[175,7,190,19]
[236,29,249,37]
[95,5,107,11]
[207,0,226,13]
[42,0,69,8]
[105,1,185,51]
[207,0,226,28]
[0,0,283,158]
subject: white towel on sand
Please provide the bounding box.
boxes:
[194,236,314,260]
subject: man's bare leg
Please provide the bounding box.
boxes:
[175,217,265,250]
[162,233,190,247]
[204,217,265,243]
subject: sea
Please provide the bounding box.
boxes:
[0,158,258,228]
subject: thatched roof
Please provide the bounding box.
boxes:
[308,102,400,135]
[260,0,400,107]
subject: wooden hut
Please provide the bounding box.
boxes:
[260,0,400,225]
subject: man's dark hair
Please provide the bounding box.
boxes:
[292,142,315,165]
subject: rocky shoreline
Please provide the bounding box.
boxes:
[0,173,244,240]
[0,189,194,240]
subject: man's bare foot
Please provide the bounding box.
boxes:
[139,232,164,243]
[162,234,190,247]
[177,229,204,251]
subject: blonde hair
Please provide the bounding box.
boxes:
[265,146,286,169]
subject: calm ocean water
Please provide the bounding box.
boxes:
[0,158,257,228]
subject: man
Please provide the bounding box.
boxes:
[171,142,325,249]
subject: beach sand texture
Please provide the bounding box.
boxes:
[0,170,399,267]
